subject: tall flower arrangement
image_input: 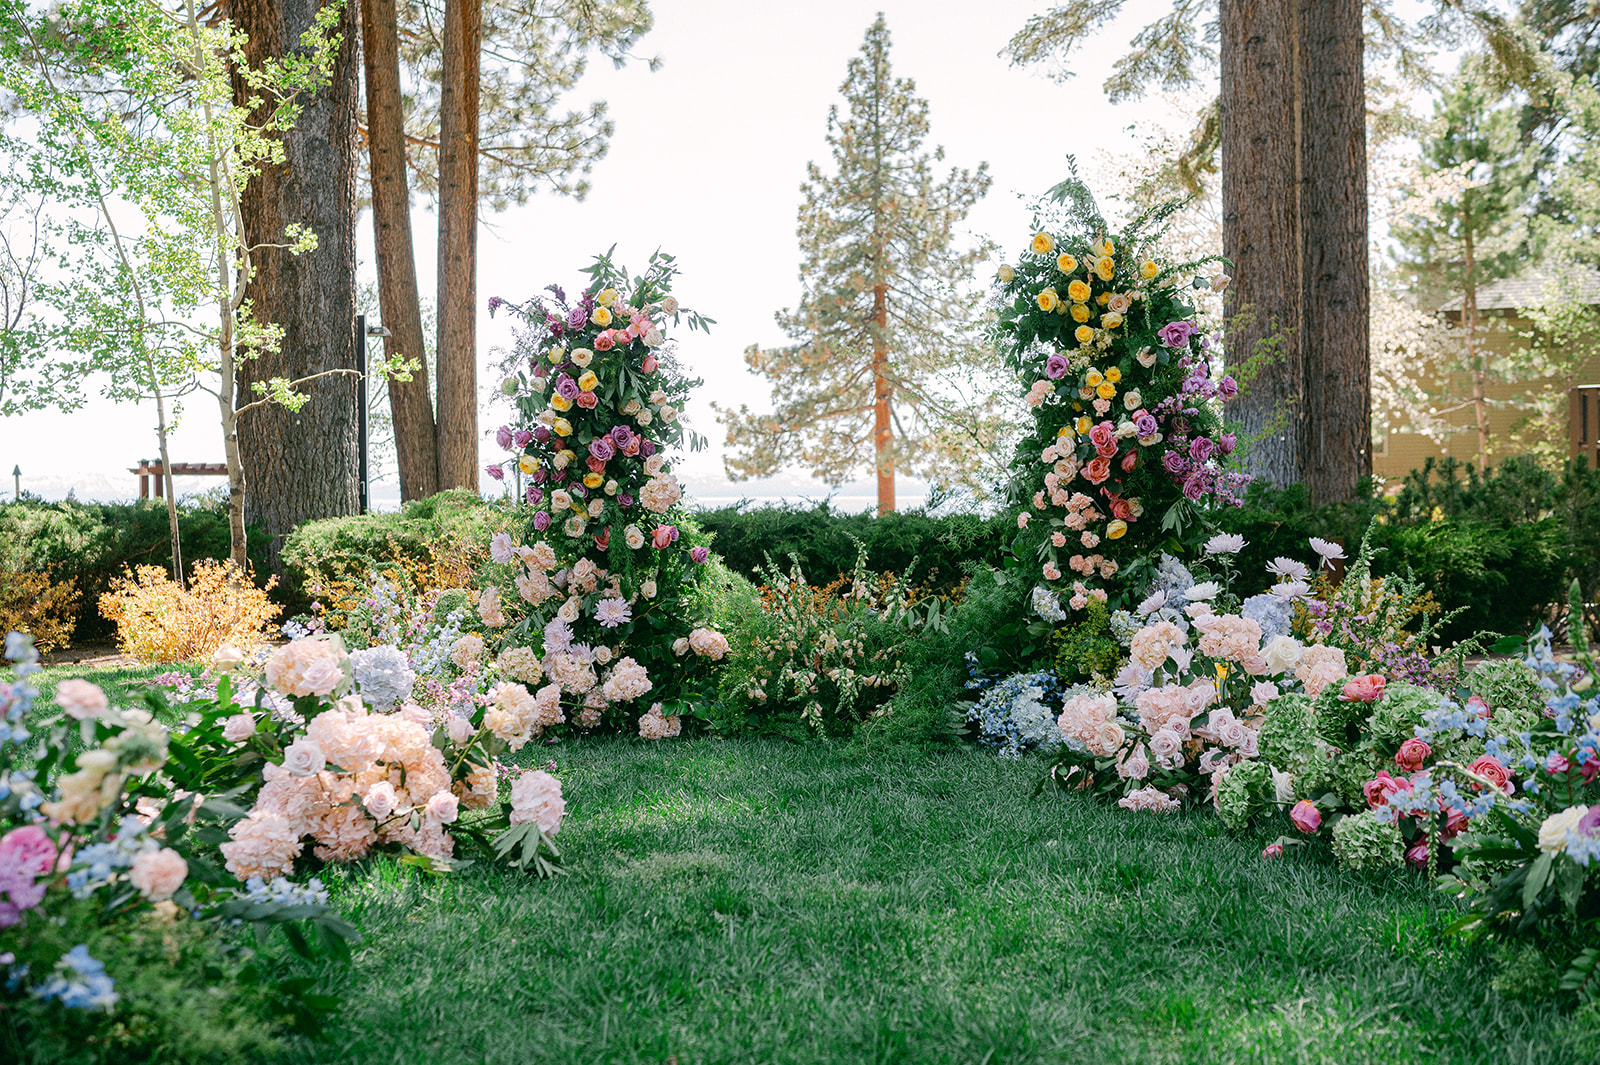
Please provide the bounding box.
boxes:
[478,251,729,735]
[992,179,1247,615]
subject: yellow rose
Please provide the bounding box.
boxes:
[547,346,566,365]
[1094,257,1116,281]
[597,287,619,308]
[552,418,573,437]
[1104,367,1122,384]
[1096,381,1117,400]
[1085,369,1103,387]
[1057,425,1075,439]
[1070,303,1091,323]
[518,455,537,475]
[1036,288,1060,313]
[997,264,1016,283]
[1066,279,1091,303]
[591,305,613,327]
[583,472,604,489]
[1076,416,1093,434]
[577,371,599,392]
[1031,232,1056,255]
[1056,253,1078,274]
[1096,292,1111,306]
[1101,312,1124,330]
[550,393,573,412]
[1075,325,1095,345]
[1106,520,1128,540]
[1140,260,1160,279]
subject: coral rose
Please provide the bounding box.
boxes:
[1394,738,1432,772]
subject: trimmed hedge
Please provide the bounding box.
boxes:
[0,495,267,642]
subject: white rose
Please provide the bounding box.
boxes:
[1538,806,1587,854]
[222,713,257,743]
[210,645,246,672]
[364,780,398,819]
[1261,635,1304,675]
[446,715,474,745]
[281,738,326,778]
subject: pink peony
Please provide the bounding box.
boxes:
[1290,800,1322,834]
[1340,673,1386,703]
[509,770,566,836]
[1394,738,1432,773]
[128,847,188,901]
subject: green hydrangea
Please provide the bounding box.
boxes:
[1331,810,1403,872]
[1311,683,1368,748]
[1470,659,1544,718]
[1216,760,1272,834]
[1365,683,1443,749]
[1261,693,1342,796]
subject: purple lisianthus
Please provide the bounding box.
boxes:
[566,305,588,329]
[690,545,709,564]
[1189,437,1215,463]
[486,464,505,481]
[1044,353,1070,380]
[1134,413,1158,438]
[610,425,634,449]
[514,429,534,448]
[1218,375,1239,399]
[495,425,514,450]
[555,374,580,401]
[1158,320,1199,348]
[533,511,552,532]
[589,436,616,462]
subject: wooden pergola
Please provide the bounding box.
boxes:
[128,461,228,499]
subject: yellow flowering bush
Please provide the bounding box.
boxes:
[0,565,77,652]
[99,561,279,664]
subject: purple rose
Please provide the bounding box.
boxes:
[1158,320,1198,349]
[690,545,709,564]
[1219,433,1237,456]
[1218,375,1239,399]
[1134,413,1158,438]
[552,469,568,485]
[486,464,505,481]
[610,425,634,449]
[618,493,635,508]
[1189,437,1215,463]
[1044,354,1070,380]
[495,425,514,450]
[514,429,534,448]
[532,467,547,484]
[566,305,588,329]
[556,374,580,401]
[533,511,552,532]
[525,485,542,505]
[570,484,587,499]
[533,425,551,443]
[1163,451,1188,476]
[1182,474,1207,501]
[589,437,616,462]
[1580,804,1600,835]
[640,439,657,458]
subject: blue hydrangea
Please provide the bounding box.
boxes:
[1241,593,1293,642]
[968,671,1066,758]
[34,946,117,1011]
[242,876,329,906]
[350,644,417,710]
[1031,586,1066,623]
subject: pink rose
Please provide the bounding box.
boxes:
[1290,800,1322,834]
[1088,421,1117,452]
[575,391,599,409]
[222,713,256,743]
[1110,497,1133,521]
[1404,838,1430,869]
[1394,738,1432,772]
[641,355,658,374]
[425,791,460,825]
[1440,809,1469,841]
[652,525,678,549]
[1083,458,1112,485]
[1262,843,1284,859]
[1363,770,1402,809]
[1468,755,1510,792]
[1340,673,1385,704]
[1121,450,1138,473]
[592,331,615,351]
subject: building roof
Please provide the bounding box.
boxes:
[1437,265,1600,313]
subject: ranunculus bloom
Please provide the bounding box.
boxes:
[1290,800,1322,834]
[1340,674,1386,704]
[1468,755,1511,792]
[1394,738,1432,772]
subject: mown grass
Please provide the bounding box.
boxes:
[31,660,200,709]
[284,738,1597,1065]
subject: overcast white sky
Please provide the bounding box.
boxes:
[1,0,1203,509]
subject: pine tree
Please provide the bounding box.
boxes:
[715,15,996,513]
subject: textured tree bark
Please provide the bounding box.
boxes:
[1220,0,1304,489]
[1299,0,1370,505]
[871,282,894,514]
[360,0,439,502]
[435,0,482,491]
[231,0,361,567]
[1463,226,1488,466]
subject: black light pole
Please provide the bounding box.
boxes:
[355,314,368,514]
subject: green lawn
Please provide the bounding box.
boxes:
[289,738,1596,1065]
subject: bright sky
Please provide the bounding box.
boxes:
[2,0,1192,510]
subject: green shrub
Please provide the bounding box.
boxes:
[0,495,267,643]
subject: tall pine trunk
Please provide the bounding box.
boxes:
[871,282,894,514]
[1220,0,1304,488]
[435,0,482,491]
[1299,0,1369,505]
[232,0,361,566]
[360,0,439,501]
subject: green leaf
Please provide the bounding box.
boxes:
[1522,851,1554,910]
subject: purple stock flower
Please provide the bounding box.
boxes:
[1189,437,1215,463]
[1218,375,1239,399]
[589,437,616,462]
[486,464,505,481]
[1044,354,1070,380]
[514,429,534,448]
[495,425,514,450]
[1158,320,1199,348]
[556,374,580,401]
[533,511,552,532]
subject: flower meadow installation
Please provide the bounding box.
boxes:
[992,178,1247,618]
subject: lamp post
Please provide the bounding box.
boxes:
[10,465,17,502]
[355,316,391,515]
